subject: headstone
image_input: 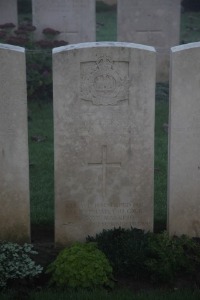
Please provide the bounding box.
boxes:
[0,44,30,243]
[117,0,181,82]
[168,42,200,238]
[53,42,156,246]
[0,0,18,27]
[32,0,96,44]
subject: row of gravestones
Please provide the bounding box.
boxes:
[0,41,200,246]
[0,0,181,82]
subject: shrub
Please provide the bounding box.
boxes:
[145,232,200,283]
[0,241,43,288]
[0,22,68,102]
[26,50,53,102]
[47,242,114,288]
[87,227,150,278]
[87,228,200,283]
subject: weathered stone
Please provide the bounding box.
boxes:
[53,42,156,246]
[117,0,181,82]
[32,0,96,43]
[0,0,18,27]
[168,42,200,238]
[0,44,30,243]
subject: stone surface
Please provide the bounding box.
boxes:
[53,42,156,246]
[0,44,30,243]
[117,0,181,82]
[0,0,18,27]
[32,0,96,43]
[168,42,200,238]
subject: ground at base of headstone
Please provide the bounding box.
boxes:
[5,224,198,294]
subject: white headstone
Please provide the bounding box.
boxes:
[53,42,156,246]
[0,0,18,27]
[32,0,96,44]
[168,42,200,238]
[117,0,181,82]
[0,44,30,242]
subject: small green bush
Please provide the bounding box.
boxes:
[87,227,150,278]
[87,228,200,283]
[145,232,200,283]
[47,242,114,288]
[0,242,43,288]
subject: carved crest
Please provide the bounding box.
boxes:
[80,56,129,106]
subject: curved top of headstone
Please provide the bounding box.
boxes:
[171,42,200,53]
[53,42,156,54]
[0,43,25,53]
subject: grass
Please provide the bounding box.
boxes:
[180,11,200,44]
[96,5,117,41]
[28,103,54,225]
[1,288,200,300]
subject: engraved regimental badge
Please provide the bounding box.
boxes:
[80,55,129,106]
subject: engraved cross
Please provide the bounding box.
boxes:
[88,145,121,199]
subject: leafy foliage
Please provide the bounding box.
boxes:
[87,228,200,283]
[0,242,43,288]
[47,242,114,288]
[26,51,53,102]
[87,227,150,278]
[146,233,200,282]
[0,22,68,102]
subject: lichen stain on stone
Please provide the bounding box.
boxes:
[1,148,5,158]
[0,223,30,244]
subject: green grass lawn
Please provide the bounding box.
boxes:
[1,288,200,300]
[28,103,54,225]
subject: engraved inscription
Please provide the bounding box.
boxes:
[88,145,121,199]
[80,56,129,106]
[62,202,149,229]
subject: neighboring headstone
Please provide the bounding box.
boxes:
[0,0,18,27]
[168,42,200,238]
[0,44,30,243]
[117,0,181,82]
[32,0,96,43]
[53,42,156,246]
